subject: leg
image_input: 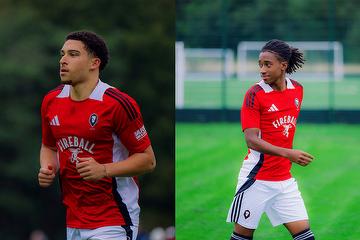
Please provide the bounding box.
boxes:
[266,179,314,239]
[230,223,254,239]
[284,220,314,239]
[284,220,309,235]
[227,180,275,240]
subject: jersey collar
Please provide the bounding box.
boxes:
[257,77,295,93]
[57,79,112,101]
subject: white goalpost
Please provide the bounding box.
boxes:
[176,42,186,109]
[175,41,344,109]
[175,41,236,108]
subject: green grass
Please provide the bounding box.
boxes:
[184,78,360,109]
[176,123,360,239]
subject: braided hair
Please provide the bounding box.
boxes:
[261,39,305,74]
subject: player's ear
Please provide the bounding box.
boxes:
[90,57,101,70]
[281,61,288,71]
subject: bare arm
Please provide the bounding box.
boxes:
[244,128,314,166]
[38,144,58,187]
[104,145,156,177]
[76,145,156,181]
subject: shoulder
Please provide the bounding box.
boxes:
[247,84,264,95]
[245,84,264,100]
[104,87,139,120]
[289,79,303,89]
[244,84,264,108]
[104,87,138,104]
[42,84,65,104]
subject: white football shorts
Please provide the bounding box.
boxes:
[227,178,309,229]
[67,225,138,240]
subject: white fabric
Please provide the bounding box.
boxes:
[227,178,308,229]
[57,79,112,101]
[257,77,295,93]
[67,226,138,240]
[238,149,261,179]
[112,133,140,226]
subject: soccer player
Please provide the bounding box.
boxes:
[227,40,315,240]
[38,31,156,240]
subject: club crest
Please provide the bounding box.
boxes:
[244,210,250,219]
[89,113,98,127]
[294,98,300,109]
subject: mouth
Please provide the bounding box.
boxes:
[60,69,69,76]
[261,75,270,81]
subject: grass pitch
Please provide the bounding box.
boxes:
[184,78,360,109]
[176,123,360,239]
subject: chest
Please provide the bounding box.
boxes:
[46,99,113,141]
[259,91,301,118]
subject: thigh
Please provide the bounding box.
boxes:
[85,226,138,240]
[266,179,309,227]
[227,180,277,229]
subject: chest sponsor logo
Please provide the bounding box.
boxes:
[272,115,297,138]
[134,125,147,141]
[56,136,95,164]
[69,147,83,164]
[89,113,98,127]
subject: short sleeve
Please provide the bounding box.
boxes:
[110,90,151,154]
[41,95,56,148]
[241,88,261,131]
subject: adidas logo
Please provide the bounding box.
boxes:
[50,115,60,126]
[268,104,279,112]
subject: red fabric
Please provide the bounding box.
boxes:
[241,79,303,181]
[41,84,150,228]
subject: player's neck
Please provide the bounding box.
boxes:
[70,76,99,101]
[270,76,286,91]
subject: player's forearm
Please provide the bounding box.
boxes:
[40,144,58,171]
[104,146,156,177]
[246,135,289,158]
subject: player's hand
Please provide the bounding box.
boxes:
[286,149,314,166]
[38,165,56,187]
[76,157,107,181]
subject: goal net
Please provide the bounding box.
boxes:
[175,42,236,108]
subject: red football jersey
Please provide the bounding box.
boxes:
[41,80,151,229]
[240,78,303,181]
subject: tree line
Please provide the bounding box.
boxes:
[0,0,174,239]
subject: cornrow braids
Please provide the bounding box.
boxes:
[261,39,305,74]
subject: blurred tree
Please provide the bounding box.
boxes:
[0,0,174,239]
[176,0,360,62]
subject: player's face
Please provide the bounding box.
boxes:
[59,40,97,85]
[258,51,287,86]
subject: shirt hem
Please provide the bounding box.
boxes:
[66,221,138,230]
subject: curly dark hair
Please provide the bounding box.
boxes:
[66,31,109,71]
[261,39,305,74]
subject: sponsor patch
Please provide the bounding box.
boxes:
[134,125,147,140]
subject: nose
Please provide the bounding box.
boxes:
[60,55,67,66]
[260,65,266,75]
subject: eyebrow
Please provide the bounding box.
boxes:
[60,49,81,54]
[258,60,272,63]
